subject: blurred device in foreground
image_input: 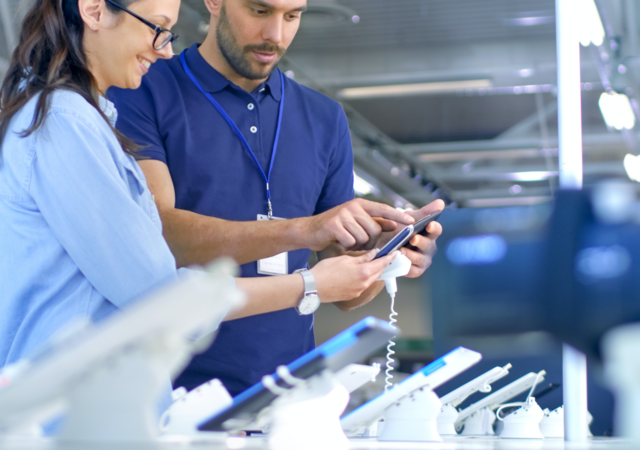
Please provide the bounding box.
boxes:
[431,186,640,363]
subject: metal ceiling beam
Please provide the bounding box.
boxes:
[433,160,624,182]
[496,101,557,140]
[454,186,552,200]
[402,132,634,155]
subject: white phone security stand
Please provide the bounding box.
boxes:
[159,379,232,437]
[602,323,640,441]
[262,367,350,450]
[438,404,460,436]
[455,371,546,436]
[540,406,564,438]
[540,407,593,439]
[498,397,544,439]
[461,407,496,436]
[0,258,244,443]
[378,387,443,442]
[437,364,511,436]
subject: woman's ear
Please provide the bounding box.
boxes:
[77,0,105,30]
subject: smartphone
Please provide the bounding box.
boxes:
[375,211,442,259]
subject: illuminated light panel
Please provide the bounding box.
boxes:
[599,92,636,130]
[578,0,605,47]
[337,79,492,99]
[353,173,379,196]
[623,154,640,182]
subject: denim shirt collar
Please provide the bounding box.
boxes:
[99,96,118,127]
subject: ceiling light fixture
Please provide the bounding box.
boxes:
[507,171,558,182]
[353,173,379,196]
[578,0,605,46]
[337,79,492,99]
[623,154,640,182]
[599,92,636,130]
[507,16,554,26]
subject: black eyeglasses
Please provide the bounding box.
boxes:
[105,0,179,50]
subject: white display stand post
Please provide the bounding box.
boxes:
[555,0,589,442]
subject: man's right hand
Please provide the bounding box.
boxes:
[301,198,416,252]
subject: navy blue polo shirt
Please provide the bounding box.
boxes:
[108,44,355,396]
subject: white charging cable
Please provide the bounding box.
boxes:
[496,370,546,420]
[377,252,412,391]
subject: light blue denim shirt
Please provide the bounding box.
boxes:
[0,90,179,367]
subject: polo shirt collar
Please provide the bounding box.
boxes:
[184,43,282,101]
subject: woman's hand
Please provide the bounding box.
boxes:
[311,249,397,303]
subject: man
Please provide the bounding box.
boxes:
[109,0,443,396]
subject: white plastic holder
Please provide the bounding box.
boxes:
[378,387,443,442]
[58,333,189,442]
[437,403,460,435]
[461,407,495,436]
[540,407,564,438]
[499,397,544,439]
[265,368,350,450]
[602,323,640,441]
[539,406,593,439]
[159,378,232,437]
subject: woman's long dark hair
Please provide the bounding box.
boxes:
[0,0,138,154]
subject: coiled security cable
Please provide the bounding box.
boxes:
[385,293,398,391]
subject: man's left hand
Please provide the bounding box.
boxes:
[381,199,445,278]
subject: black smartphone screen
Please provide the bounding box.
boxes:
[374,211,442,259]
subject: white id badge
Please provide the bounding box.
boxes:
[256,214,288,275]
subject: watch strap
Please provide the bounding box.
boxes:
[299,269,317,294]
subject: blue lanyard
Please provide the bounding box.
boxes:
[180,51,284,218]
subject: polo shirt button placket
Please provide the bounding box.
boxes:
[248,103,255,110]
[250,126,258,134]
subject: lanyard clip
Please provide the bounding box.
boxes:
[267,199,274,219]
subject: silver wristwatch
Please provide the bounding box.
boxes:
[295,269,321,315]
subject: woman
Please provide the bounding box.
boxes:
[0,0,395,369]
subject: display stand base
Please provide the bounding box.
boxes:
[266,370,350,450]
[461,407,495,436]
[437,403,460,436]
[160,379,232,436]
[378,387,442,442]
[499,398,544,439]
[58,334,185,443]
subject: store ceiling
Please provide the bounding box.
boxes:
[1,0,639,207]
[179,0,640,207]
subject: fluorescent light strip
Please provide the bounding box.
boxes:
[337,79,492,99]
[507,171,558,181]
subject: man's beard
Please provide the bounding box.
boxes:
[216,4,286,81]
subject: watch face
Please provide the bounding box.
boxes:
[298,294,320,315]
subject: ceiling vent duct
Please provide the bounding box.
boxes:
[303,0,359,28]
